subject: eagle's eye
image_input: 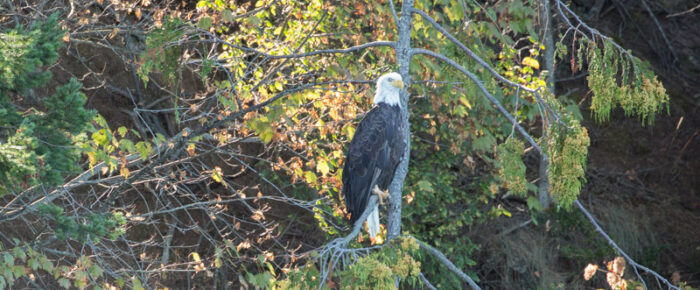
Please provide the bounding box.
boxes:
[387,77,393,82]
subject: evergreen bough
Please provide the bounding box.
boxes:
[0,13,95,195]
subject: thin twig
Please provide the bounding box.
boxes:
[667,3,700,18]
[639,0,678,62]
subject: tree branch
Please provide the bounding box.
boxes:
[411,237,481,290]
[410,8,565,126]
[554,0,635,63]
[388,0,399,26]
[411,48,542,153]
[386,0,415,241]
[419,272,438,290]
[574,200,679,290]
[316,195,379,288]
[639,0,678,63]
[200,37,396,60]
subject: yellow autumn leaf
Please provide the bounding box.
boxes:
[189,252,201,262]
[316,160,330,175]
[522,57,540,69]
[459,96,472,109]
[120,167,130,179]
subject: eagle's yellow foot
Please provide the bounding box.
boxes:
[372,185,390,205]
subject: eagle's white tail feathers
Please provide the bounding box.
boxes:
[367,205,380,238]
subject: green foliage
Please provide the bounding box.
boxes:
[585,40,669,125]
[496,138,527,197]
[38,204,127,243]
[402,0,547,287]
[0,244,97,289]
[0,12,62,93]
[277,237,421,289]
[337,237,421,289]
[275,261,323,290]
[0,16,95,195]
[138,17,185,85]
[544,101,590,209]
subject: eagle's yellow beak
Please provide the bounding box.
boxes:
[391,79,404,89]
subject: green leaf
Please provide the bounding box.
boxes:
[304,171,317,184]
[28,258,39,271]
[265,261,275,275]
[472,133,496,152]
[417,180,434,193]
[134,141,152,160]
[3,253,14,265]
[92,129,109,146]
[12,266,24,278]
[88,265,103,278]
[119,139,136,153]
[58,278,71,289]
[527,196,543,212]
[117,126,128,138]
[222,9,234,22]
[132,276,145,290]
[12,248,25,263]
[41,257,53,272]
[212,169,223,183]
[198,16,213,30]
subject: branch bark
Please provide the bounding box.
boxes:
[538,0,554,209]
[386,0,415,241]
[574,200,679,290]
[412,237,481,290]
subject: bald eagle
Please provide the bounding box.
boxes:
[342,72,406,238]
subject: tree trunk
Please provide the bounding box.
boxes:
[538,0,554,210]
[386,0,415,240]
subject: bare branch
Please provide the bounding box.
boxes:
[419,272,438,290]
[554,0,635,63]
[666,3,700,18]
[640,0,678,62]
[388,0,399,25]
[202,38,396,60]
[386,0,415,242]
[411,237,481,290]
[574,200,679,290]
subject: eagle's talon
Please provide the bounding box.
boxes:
[372,185,390,205]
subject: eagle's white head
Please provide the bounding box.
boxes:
[374,72,403,107]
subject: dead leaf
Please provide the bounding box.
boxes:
[583,264,598,280]
[671,271,680,285]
